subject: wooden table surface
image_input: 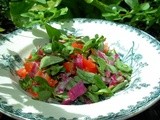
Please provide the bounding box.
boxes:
[0,100,160,120]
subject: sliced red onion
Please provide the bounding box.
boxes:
[97,50,108,60]
[68,81,87,101]
[74,54,84,69]
[55,74,71,94]
[114,53,119,60]
[105,70,111,78]
[110,74,118,86]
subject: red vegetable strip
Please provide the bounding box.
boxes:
[68,81,87,101]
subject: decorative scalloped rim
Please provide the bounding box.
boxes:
[0,18,160,120]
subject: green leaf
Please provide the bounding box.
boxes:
[40,55,64,69]
[111,80,128,93]
[96,88,112,95]
[38,90,52,101]
[124,0,139,10]
[44,23,61,41]
[96,57,107,74]
[62,46,74,57]
[106,64,118,73]
[34,76,49,85]
[32,28,49,39]
[47,0,62,7]
[36,0,46,4]
[85,92,99,102]
[121,72,132,81]
[0,27,5,32]
[56,93,68,99]
[103,0,123,5]
[42,43,52,54]
[115,59,132,73]
[52,41,64,52]
[82,39,93,52]
[50,65,63,76]
[9,1,34,27]
[19,76,33,90]
[140,3,150,11]
[88,85,99,92]
[30,4,46,11]
[77,68,95,84]
[93,74,106,89]
[84,0,94,4]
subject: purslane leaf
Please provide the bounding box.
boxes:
[38,90,52,101]
[40,55,64,69]
[140,2,150,11]
[124,0,139,10]
[45,23,61,41]
[36,0,47,4]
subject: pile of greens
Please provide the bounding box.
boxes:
[0,0,160,40]
[17,24,132,104]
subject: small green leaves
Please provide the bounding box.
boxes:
[42,43,52,54]
[38,90,52,101]
[84,0,94,4]
[85,92,99,102]
[36,0,47,4]
[45,23,61,41]
[96,88,112,95]
[111,80,128,93]
[82,35,105,52]
[115,59,132,73]
[0,27,5,32]
[19,75,33,90]
[50,65,63,76]
[124,0,139,10]
[96,57,107,74]
[140,3,150,11]
[77,68,95,84]
[40,55,64,69]
[93,74,106,89]
[32,28,49,39]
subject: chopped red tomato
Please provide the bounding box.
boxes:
[63,62,75,74]
[74,54,98,73]
[16,68,28,79]
[83,57,98,73]
[27,88,39,98]
[24,62,34,73]
[72,42,84,49]
[35,70,58,87]
[43,73,58,87]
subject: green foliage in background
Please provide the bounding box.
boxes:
[0,0,160,38]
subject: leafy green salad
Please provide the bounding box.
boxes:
[16,24,132,105]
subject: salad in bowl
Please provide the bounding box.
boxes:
[16,23,132,105]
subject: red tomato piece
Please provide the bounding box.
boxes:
[83,57,98,73]
[35,70,58,87]
[43,73,58,87]
[24,62,34,73]
[27,88,39,98]
[72,42,84,49]
[16,68,28,79]
[63,62,75,74]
